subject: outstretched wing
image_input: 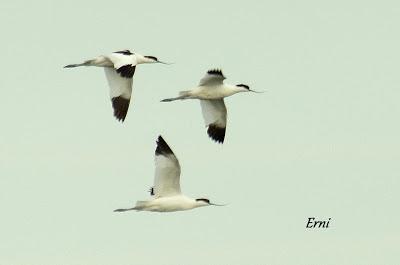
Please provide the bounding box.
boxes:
[104,68,134,122]
[103,51,137,122]
[200,99,227,143]
[199,69,226,86]
[153,136,181,197]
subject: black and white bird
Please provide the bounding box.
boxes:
[64,50,169,122]
[114,136,225,212]
[161,69,262,143]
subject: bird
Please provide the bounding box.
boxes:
[161,69,263,143]
[64,50,169,122]
[114,135,225,212]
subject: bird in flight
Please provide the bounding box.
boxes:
[114,135,225,212]
[161,69,262,143]
[64,50,169,122]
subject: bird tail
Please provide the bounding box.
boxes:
[64,56,112,68]
[64,63,85,68]
[113,201,149,212]
[64,60,94,68]
[113,207,137,212]
[161,91,192,102]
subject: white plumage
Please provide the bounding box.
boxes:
[114,136,224,212]
[153,144,181,197]
[104,67,133,99]
[65,50,167,122]
[162,69,261,143]
[199,70,226,86]
[200,99,227,135]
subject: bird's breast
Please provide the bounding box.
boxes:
[151,196,196,212]
[196,86,228,99]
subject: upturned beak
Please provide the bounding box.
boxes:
[249,89,265,93]
[209,202,228,206]
[157,60,173,65]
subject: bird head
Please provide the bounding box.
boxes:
[236,84,264,93]
[141,55,171,65]
[195,198,227,207]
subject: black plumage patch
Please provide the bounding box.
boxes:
[116,65,136,78]
[196,198,210,204]
[144,55,158,61]
[111,96,130,122]
[207,69,224,77]
[114,50,133,55]
[155,136,174,156]
[236,84,250,90]
[207,124,226,144]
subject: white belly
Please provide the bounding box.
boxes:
[191,85,236,100]
[145,196,196,212]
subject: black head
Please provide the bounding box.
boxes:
[144,55,158,61]
[195,198,227,206]
[236,84,250,90]
[195,198,210,204]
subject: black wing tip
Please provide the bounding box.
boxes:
[156,135,174,155]
[114,49,133,55]
[207,69,225,78]
[207,125,226,144]
[112,96,130,122]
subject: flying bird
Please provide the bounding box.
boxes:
[114,136,225,212]
[64,50,169,122]
[161,69,262,143]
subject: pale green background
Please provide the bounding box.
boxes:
[0,0,399,264]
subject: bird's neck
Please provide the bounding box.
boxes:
[135,54,153,64]
[224,84,244,96]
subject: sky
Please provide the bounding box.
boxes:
[0,0,399,264]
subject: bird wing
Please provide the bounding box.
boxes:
[153,136,181,197]
[104,68,134,122]
[200,99,227,143]
[102,52,139,122]
[198,69,226,86]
